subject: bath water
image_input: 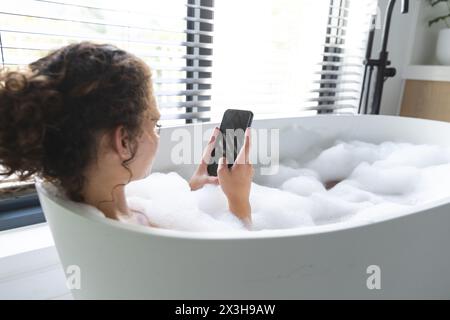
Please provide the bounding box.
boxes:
[125,140,450,232]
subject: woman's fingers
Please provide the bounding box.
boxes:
[200,127,220,168]
[206,176,219,185]
[236,128,252,165]
[189,127,220,190]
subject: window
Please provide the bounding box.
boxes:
[210,0,377,121]
[0,0,213,124]
[314,0,378,114]
[0,0,213,230]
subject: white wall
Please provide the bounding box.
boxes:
[374,0,419,116]
[409,0,448,65]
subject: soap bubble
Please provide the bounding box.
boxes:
[124,139,450,233]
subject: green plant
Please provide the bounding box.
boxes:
[428,0,450,27]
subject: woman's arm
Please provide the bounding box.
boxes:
[228,198,252,229]
[217,129,254,229]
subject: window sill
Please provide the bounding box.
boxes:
[0,223,70,299]
[0,223,54,259]
[0,205,46,232]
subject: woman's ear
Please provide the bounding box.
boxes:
[113,126,132,160]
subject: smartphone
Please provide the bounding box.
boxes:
[207,109,254,177]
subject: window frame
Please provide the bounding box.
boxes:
[0,192,45,231]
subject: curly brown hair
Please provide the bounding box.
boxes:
[0,42,154,202]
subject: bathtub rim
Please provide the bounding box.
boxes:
[35,114,450,241]
[36,176,450,241]
[161,113,450,130]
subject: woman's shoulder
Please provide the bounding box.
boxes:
[129,208,159,228]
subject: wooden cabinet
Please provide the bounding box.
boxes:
[401,80,450,122]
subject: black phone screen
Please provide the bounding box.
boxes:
[207,109,254,177]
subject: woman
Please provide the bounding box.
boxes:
[0,42,253,229]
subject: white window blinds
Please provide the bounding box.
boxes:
[0,0,213,124]
[210,0,378,120]
[0,0,213,197]
[310,0,378,114]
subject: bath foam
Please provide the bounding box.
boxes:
[125,141,450,232]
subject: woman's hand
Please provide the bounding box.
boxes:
[218,128,254,228]
[189,127,221,191]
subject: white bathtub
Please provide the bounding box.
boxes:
[37,115,450,299]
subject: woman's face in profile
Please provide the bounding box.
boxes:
[129,95,160,181]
